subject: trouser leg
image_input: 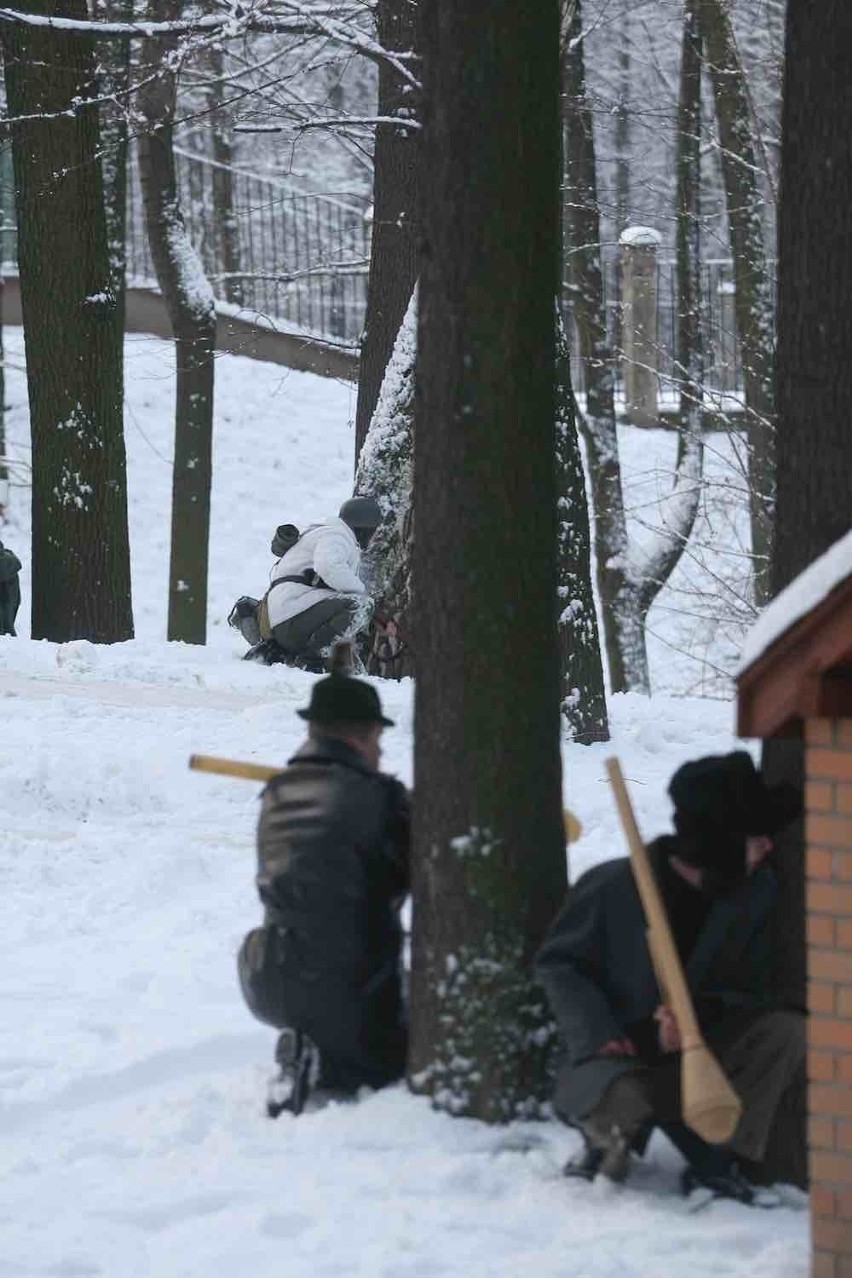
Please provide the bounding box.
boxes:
[574,1071,656,1180]
[291,969,407,1093]
[273,596,362,661]
[710,1009,806,1163]
[650,1009,806,1167]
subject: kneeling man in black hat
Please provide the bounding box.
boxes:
[238,669,409,1115]
[536,751,805,1203]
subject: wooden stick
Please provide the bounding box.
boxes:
[188,753,281,783]
[188,754,583,846]
[605,757,742,1145]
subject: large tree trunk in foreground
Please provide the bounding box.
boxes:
[760,2,852,1192]
[354,0,420,463]
[137,4,216,644]
[410,0,566,1122]
[697,0,775,606]
[2,1,133,641]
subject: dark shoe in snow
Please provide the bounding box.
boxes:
[580,1120,632,1182]
[244,639,285,665]
[563,1143,605,1182]
[266,1028,320,1118]
[681,1162,782,1210]
[577,1074,653,1183]
[288,652,326,675]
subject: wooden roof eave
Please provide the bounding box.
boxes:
[737,577,852,738]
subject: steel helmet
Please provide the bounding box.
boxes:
[339,495,382,534]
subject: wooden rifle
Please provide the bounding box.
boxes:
[188,753,583,844]
[605,756,742,1144]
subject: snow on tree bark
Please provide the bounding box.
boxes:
[355,287,416,679]
[2,0,133,641]
[354,0,421,463]
[410,0,567,1123]
[137,3,216,645]
[555,313,609,743]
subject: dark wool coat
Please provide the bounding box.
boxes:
[255,736,409,993]
[0,545,21,636]
[534,837,777,1120]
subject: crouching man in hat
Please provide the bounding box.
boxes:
[0,538,22,636]
[536,751,805,1203]
[238,669,409,1115]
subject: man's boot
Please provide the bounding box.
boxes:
[573,1073,653,1183]
[267,1028,320,1118]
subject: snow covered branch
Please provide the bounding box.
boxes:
[0,4,420,86]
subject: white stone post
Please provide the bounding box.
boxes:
[619,226,661,426]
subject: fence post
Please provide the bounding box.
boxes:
[619,225,661,426]
[715,274,738,395]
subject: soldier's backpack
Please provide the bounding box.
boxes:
[237,925,295,1028]
[227,524,302,646]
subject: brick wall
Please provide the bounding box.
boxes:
[806,718,852,1277]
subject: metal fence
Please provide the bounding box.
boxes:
[126,146,371,345]
[2,134,763,392]
[565,253,767,403]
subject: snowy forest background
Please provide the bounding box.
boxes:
[0,0,788,704]
[1,1,850,1274]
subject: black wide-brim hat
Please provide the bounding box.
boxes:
[668,750,802,839]
[297,672,394,727]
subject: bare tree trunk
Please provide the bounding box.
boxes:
[697,0,775,605]
[207,45,242,307]
[97,0,132,336]
[410,0,566,1122]
[354,0,420,462]
[561,0,647,693]
[675,5,703,439]
[0,159,6,517]
[561,0,706,693]
[760,0,852,1191]
[137,4,216,645]
[613,0,631,236]
[555,316,609,744]
[2,1,133,641]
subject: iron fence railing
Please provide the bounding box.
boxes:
[126,146,371,345]
[564,254,775,403]
[1,133,769,392]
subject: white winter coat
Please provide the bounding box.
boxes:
[265,518,367,629]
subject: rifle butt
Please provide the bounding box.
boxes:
[681,1040,743,1144]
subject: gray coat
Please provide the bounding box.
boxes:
[534,837,777,1120]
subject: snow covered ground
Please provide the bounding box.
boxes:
[0,331,807,1276]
